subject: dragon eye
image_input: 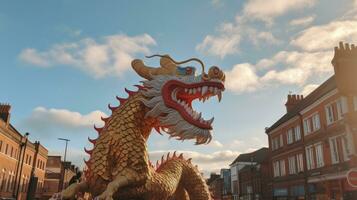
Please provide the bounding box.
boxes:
[212,67,219,74]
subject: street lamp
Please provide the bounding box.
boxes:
[58,138,70,162]
[58,138,70,190]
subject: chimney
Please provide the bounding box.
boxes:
[331,41,357,95]
[0,103,11,126]
[285,94,303,113]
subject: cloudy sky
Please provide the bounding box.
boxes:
[1,0,356,175]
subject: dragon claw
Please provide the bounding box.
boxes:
[95,191,114,200]
[49,193,63,200]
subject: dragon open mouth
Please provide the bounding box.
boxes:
[162,80,225,130]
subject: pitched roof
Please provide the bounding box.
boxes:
[230,147,269,166]
[265,75,336,134]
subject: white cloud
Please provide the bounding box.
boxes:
[260,50,333,84]
[225,50,334,93]
[23,107,107,133]
[291,20,357,51]
[19,34,156,78]
[247,30,282,45]
[211,0,224,7]
[149,150,239,176]
[196,22,280,58]
[289,15,315,27]
[228,137,267,152]
[301,84,319,96]
[196,23,242,58]
[225,63,260,93]
[207,140,224,148]
[241,0,316,25]
[18,49,51,67]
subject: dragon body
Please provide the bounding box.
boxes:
[52,55,225,200]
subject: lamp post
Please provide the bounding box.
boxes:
[58,138,70,190]
[58,138,70,162]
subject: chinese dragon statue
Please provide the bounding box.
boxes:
[52,55,225,200]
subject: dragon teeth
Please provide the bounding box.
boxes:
[217,91,222,102]
[209,87,214,92]
[208,117,214,124]
[201,86,208,95]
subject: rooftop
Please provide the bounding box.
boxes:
[230,147,269,166]
[265,75,336,134]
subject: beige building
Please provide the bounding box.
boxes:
[0,104,48,199]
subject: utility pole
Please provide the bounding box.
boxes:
[58,138,70,190]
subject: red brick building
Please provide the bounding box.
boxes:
[0,104,48,199]
[266,42,357,200]
[207,173,224,200]
[237,148,272,200]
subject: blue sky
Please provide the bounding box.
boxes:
[1,0,357,174]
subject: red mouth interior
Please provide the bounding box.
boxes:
[161,80,224,129]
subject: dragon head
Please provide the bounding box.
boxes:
[132,55,225,144]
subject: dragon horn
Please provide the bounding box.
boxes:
[132,59,173,80]
[146,54,206,75]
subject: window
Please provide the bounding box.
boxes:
[342,136,351,161]
[306,145,315,170]
[271,137,279,151]
[294,126,301,141]
[336,99,344,119]
[303,118,311,135]
[354,96,357,111]
[279,134,284,147]
[312,114,321,131]
[330,137,340,164]
[315,143,324,168]
[273,160,286,177]
[330,135,350,164]
[273,161,280,177]
[288,156,296,174]
[5,144,8,155]
[0,169,5,192]
[287,129,293,144]
[306,143,324,170]
[296,153,304,172]
[304,113,320,135]
[0,140,2,152]
[325,103,337,125]
[279,160,286,176]
[325,98,347,125]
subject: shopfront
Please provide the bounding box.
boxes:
[273,188,288,200]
